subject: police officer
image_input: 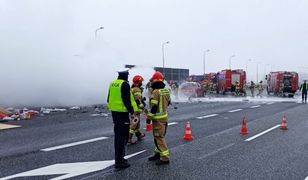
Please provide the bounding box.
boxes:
[300,80,308,103]
[147,71,171,165]
[107,69,139,169]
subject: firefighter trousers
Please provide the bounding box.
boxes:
[129,114,144,138]
[302,91,307,102]
[152,120,169,161]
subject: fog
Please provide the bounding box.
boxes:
[1,0,308,106]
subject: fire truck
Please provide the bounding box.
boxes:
[266,71,299,97]
[216,69,246,95]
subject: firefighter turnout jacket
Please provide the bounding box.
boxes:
[148,89,170,121]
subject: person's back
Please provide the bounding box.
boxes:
[300,80,307,103]
[301,81,307,92]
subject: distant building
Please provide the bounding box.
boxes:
[125,65,189,83]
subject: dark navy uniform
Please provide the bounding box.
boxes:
[107,70,138,169]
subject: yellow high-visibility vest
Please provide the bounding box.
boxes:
[108,79,138,112]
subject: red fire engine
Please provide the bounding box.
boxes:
[266,71,299,97]
[216,69,246,95]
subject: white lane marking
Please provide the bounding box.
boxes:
[41,137,109,152]
[168,122,178,126]
[266,102,275,105]
[196,114,218,119]
[305,176,308,180]
[250,105,261,109]
[0,150,146,180]
[228,109,243,113]
[198,143,235,159]
[245,124,280,142]
[0,123,21,130]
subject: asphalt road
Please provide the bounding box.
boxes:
[0,99,307,180]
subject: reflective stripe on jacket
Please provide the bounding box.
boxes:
[132,87,143,113]
[149,88,170,120]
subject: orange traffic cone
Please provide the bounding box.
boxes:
[146,123,153,132]
[183,121,193,140]
[280,115,288,130]
[240,116,249,135]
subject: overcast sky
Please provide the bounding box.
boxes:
[1,0,308,106]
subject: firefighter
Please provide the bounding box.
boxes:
[250,81,255,97]
[107,69,139,169]
[128,75,146,144]
[170,80,179,99]
[257,80,264,96]
[146,71,171,165]
[242,83,247,97]
[235,81,240,96]
[145,80,153,100]
[300,80,308,103]
[202,81,208,95]
[210,82,214,93]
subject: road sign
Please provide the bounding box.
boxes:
[0,150,146,180]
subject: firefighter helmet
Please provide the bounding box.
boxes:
[151,71,165,82]
[133,75,144,85]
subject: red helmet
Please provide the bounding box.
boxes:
[151,71,164,82]
[133,75,144,85]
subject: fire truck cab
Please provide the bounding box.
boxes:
[217,69,246,95]
[266,71,299,97]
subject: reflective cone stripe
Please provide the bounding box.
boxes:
[280,115,288,130]
[240,116,249,135]
[183,121,193,140]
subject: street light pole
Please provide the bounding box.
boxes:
[256,62,262,82]
[162,41,170,75]
[229,55,236,69]
[271,65,275,72]
[264,64,270,79]
[246,59,252,73]
[203,49,210,75]
[246,59,252,81]
[95,26,104,38]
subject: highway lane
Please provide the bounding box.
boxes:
[0,101,261,158]
[0,101,306,179]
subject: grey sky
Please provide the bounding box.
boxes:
[1,0,308,106]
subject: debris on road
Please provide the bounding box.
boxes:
[0,107,13,116]
[2,116,14,121]
[90,113,109,117]
[0,113,8,119]
[70,106,81,110]
[0,107,40,121]
[54,108,67,112]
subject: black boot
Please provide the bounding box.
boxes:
[156,160,170,165]
[137,133,145,141]
[115,162,130,169]
[148,153,160,161]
